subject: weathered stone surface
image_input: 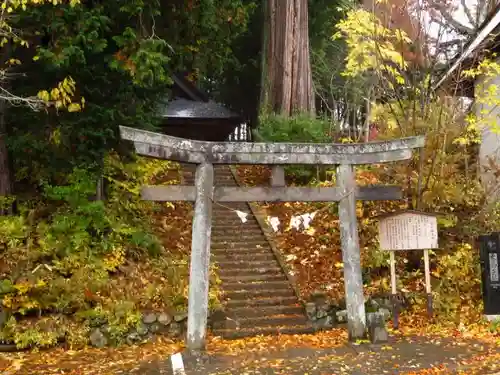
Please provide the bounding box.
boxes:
[379,307,391,321]
[158,312,173,326]
[224,317,240,330]
[120,126,424,165]
[149,322,162,334]
[168,322,183,337]
[313,315,336,330]
[137,323,149,336]
[174,312,188,322]
[316,303,330,319]
[90,329,107,348]
[149,322,164,333]
[338,164,366,340]
[336,310,348,324]
[100,324,110,334]
[209,309,227,330]
[367,312,389,344]
[126,332,140,346]
[305,302,317,319]
[143,312,157,324]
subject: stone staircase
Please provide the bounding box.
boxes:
[182,164,314,339]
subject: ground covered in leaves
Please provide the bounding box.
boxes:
[2,326,498,374]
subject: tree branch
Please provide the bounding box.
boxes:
[461,0,477,28]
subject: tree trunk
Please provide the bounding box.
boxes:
[261,0,315,116]
[0,98,13,213]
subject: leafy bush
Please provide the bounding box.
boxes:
[434,243,482,320]
[254,114,334,183]
[0,153,191,348]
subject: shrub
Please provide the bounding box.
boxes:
[254,114,334,183]
[0,153,190,348]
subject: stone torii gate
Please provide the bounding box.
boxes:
[119,126,425,351]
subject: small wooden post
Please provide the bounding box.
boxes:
[423,249,433,318]
[186,163,214,351]
[389,251,399,329]
[337,164,366,340]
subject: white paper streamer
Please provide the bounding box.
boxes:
[170,352,186,375]
[235,210,248,223]
[267,216,281,232]
[289,211,318,231]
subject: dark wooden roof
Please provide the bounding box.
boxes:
[157,73,242,141]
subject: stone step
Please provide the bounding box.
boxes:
[211,249,274,257]
[222,280,292,292]
[235,315,309,329]
[212,252,276,262]
[212,230,263,237]
[211,234,266,242]
[229,305,304,318]
[212,224,262,231]
[213,325,315,339]
[213,260,279,269]
[218,273,286,283]
[212,240,269,248]
[218,267,282,277]
[212,221,260,227]
[211,233,265,239]
[223,288,295,300]
[212,216,257,220]
[225,296,299,308]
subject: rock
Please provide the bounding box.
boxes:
[369,299,380,310]
[209,309,227,330]
[158,312,173,326]
[313,315,335,330]
[143,313,157,324]
[316,303,330,319]
[89,329,108,348]
[149,322,162,334]
[168,322,183,338]
[379,307,391,321]
[126,332,140,346]
[305,302,317,319]
[137,323,149,336]
[100,324,110,334]
[336,309,348,324]
[224,317,240,330]
[174,312,188,322]
[366,312,389,344]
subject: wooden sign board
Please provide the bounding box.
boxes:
[378,211,438,251]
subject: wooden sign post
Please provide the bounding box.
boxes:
[377,210,439,328]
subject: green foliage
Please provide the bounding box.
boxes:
[255,113,332,143]
[0,316,64,349]
[76,301,141,344]
[254,114,334,182]
[334,8,411,84]
[0,155,188,348]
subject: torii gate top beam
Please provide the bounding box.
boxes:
[119,126,425,165]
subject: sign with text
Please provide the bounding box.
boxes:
[378,212,438,251]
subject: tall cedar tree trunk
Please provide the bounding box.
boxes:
[261,0,315,116]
